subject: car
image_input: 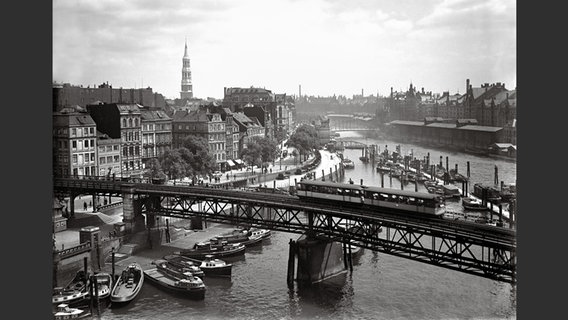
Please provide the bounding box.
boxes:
[276,173,288,180]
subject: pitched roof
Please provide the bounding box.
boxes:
[458,125,502,132]
[140,109,171,121]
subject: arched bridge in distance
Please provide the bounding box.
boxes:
[54,176,516,284]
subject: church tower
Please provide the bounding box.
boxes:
[180,39,193,99]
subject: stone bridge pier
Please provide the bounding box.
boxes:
[121,184,146,234]
[288,233,348,285]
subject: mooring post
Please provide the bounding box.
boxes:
[381,173,384,188]
[439,156,443,168]
[389,171,392,187]
[111,247,115,283]
[321,169,325,181]
[343,241,348,269]
[446,156,449,173]
[360,179,363,186]
[467,161,470,178]
[494,165,499,187]
[330,168,333,182]
[415,180,418,192]
[83,257,89,287]
[348,243,353,271]
[287,239,296,286]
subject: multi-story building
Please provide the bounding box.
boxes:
[53,106,98,177]
[232,112,265,155]
[172,107,226,170]
[53,81,167,112]
[86,103,143,178]
[140,108,172,166]
[223,87,277,139]
[96,133,121,177]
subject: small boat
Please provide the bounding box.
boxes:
[249,228,271,239]
[144,262,206,300]
[52,270,90,306]
[442,184,461,199]
[241,233,264,246]
[359,156,369,163]
[164,254,232,278]
[91,272,112,300]
[53,303,91,320]
[177,238,245,259]
[462,197,490,211]
[342,158,355,169]
[156,257,204,278]
[110,262,144,305]
[214,228,251,244]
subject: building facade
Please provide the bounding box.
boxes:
[86,103,144,178]
[53,82,167,112]
[97,133,121,177]
[140,108,172,166]
[53,106,98,178]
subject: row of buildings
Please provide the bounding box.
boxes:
[53,85,296,179]
[382,80,517,146]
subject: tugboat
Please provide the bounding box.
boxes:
[163,254,233,278]
[52,270,90,306]
[176,238,245,259]
[144,260,206,300]
[110,262,144,305]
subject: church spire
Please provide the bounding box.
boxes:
[180,38,193,99]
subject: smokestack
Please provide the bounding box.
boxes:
[362,88,364,97]
[299,84,302,98]
[466,79,470,93]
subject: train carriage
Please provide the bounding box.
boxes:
[296,180,445,216]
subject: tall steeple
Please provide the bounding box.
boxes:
[180,38,193,99]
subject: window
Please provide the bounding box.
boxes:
[123,147,128,157]
[90,128,94,135]
[113,145,119,151]
[123,119,127,127]
[135,146,139,156]
[78,140,83,150]
[72,141,77,149]
[91,139,95,148]
[128,118,133,127]
[83,128,88,135]
[114,155,120,162]
[72,155,77,164]
[84,140,89,148]
[91,153,95,162]
[99,157,106,164]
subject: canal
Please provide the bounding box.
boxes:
[97,131,517,320]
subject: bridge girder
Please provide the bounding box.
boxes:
[53,177,516,284]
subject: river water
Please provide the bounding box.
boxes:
[97,131,517,320]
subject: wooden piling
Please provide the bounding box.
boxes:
[83,257,88,287]
[446,156,449,173]
[381,173,384,188]
[111,248,115,283]
[467,161,470,178]
[287,239,296,286]
[360,179,363,186]
[321,169,325,181]
[348,243,353,271]
[330,168,333,182]
[494,165,499,186]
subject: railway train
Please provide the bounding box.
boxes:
[295,180,446,216]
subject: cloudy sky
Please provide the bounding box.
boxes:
[53,0,516,100]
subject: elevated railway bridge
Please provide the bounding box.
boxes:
[54,176,516,284]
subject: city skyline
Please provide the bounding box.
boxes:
[53,0,516,100]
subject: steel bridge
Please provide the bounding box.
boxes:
[54,176,516,284]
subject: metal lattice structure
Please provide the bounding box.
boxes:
[54,177,516,283]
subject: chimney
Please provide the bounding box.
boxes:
[390,87,393,97]
[466,79,470,93]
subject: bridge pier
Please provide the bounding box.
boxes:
[121,184,145,234]
[293,234,347,284]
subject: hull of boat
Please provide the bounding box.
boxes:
[110,263,144,304]
[144,268,205,300]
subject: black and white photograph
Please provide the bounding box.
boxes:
[52,0,516,319]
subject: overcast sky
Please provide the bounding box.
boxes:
[53,0,516,100]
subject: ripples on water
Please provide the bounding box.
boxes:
[96,133,516,320]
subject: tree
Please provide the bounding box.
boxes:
[286,124,319,162]
[241,136,280,170]
[181,135,217,176]
[143,158,166,180]
[159,149,186,180]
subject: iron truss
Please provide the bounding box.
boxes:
[53,177,516,283]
